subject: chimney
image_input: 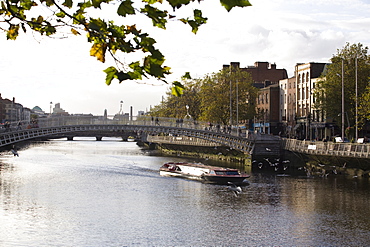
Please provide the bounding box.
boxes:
[230,62,240,68]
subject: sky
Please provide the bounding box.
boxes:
[1,0,370,116]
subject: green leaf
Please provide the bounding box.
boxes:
[185,9,207,34]
[56,11,66,18]
[91,0,105,8]
[62,0,73,8]
[141,4,167,29]
[88,18,107,31]
[220,0,252,12]
[117,0,135,17]
[172,81,185,96]
[167,0,192,9]
[181,72,191,80]
[103,66,118,85]
[117,71,132,82]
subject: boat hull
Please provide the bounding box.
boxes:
[159,162,249,185]
[202,175,249,185]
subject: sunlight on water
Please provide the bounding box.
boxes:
[1,138,370,246]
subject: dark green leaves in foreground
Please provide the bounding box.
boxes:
[0,0,252,93]
[220,0,252,12]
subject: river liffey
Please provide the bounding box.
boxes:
[1,138,370,246]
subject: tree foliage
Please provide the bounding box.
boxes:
[315,42,370,130]
[358,84,370,126]
[150,77,201,120]
[198,67,257,125]
[151,67,258,126]
[0,0,251,92]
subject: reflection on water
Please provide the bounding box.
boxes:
[1,138,370,246]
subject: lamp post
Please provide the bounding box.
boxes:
[229,74,232,127]
[341,59,345,141]
[50,101,53,116]
[236,80,239,136]
[185,105,191,119]
[119,100,123,115]
[355,56,358,141]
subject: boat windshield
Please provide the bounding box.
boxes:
[226,171,239,175]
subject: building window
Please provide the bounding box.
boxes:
[297,89,300,100]
[306,86,309,99]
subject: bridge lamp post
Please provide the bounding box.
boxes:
[119,100,123,115]
[354,55,358,142]
[185,105,190,117]
[50,101,53,116]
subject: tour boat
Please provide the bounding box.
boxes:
[159,162,249,185]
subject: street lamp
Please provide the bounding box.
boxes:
[355,56,358,141]
[338,112,350,139]
[119,100,123,115]
[50,101,53,116]
[341,59,345,141]
[184,105,191,119]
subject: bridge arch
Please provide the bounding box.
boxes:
[0,124,254,153]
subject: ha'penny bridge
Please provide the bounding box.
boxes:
[0,116,261,154]
[1,116,369,168]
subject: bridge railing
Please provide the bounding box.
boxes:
[15,116,244,137]
[33,116,207,129]
[282,138,370,158]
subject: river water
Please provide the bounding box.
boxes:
[1,138,370,246]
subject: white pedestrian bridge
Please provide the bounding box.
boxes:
[0,116,256,154]
[2,115,368,160]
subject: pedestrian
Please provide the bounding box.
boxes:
[155,117,160,126]
[17,121,22,130]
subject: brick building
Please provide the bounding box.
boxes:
[224,61,288,88]
[295,62,328,139]
[223,61,288,133]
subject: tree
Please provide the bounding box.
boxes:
[358,84,370,127]
[315,42,370,133]
[149,77,201,120]
[198,67,257,125]
[0,0,251,92]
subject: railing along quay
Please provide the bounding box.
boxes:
[146,132,254,154]
[282,138,370,158]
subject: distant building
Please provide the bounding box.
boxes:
[32,106,46,118]
[223,61,288,131]
[254,84,280,134]
[0,94,6,123]
[2,97,23,122]
[52,103,69,116]
[223,61,288,88]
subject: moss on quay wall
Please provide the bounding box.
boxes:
[139,141,251,165]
